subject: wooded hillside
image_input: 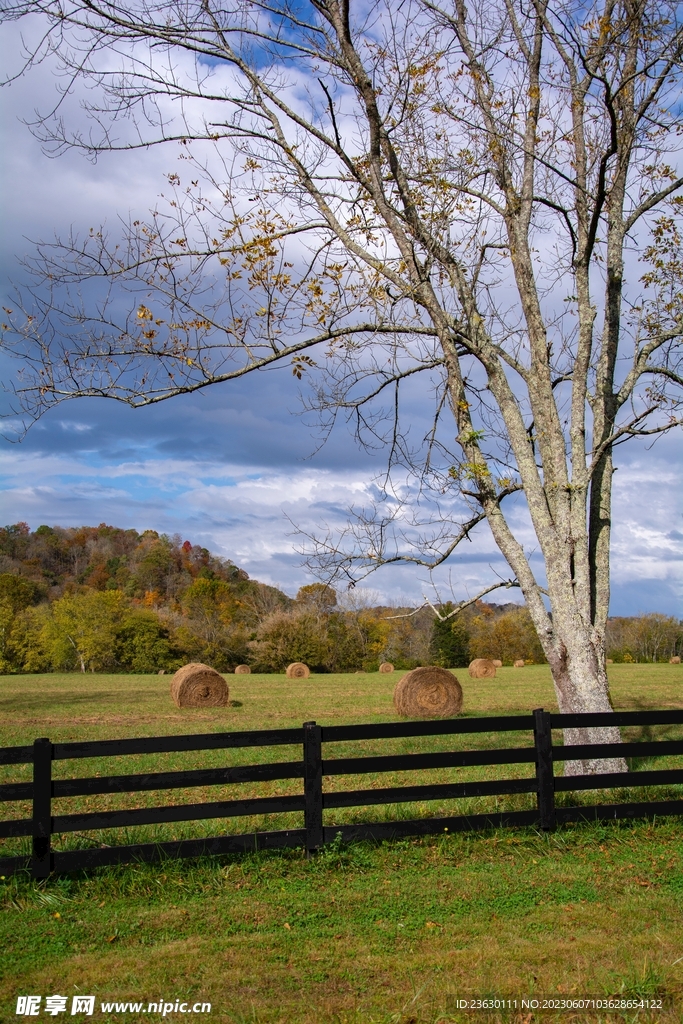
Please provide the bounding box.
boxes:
[0,523,679,674]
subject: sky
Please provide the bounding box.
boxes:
[0,18,681,614]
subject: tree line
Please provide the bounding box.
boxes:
[0,523,680,674]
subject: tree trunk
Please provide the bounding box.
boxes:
[479,460,626,775]
[526,592,627,775]
[67,634,86,673]
[545,627,627,775]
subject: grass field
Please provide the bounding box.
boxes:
[1,664,683,1023]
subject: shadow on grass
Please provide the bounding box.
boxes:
[621,715,683,771]
[0,690,121,710]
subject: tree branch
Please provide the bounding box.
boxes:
[384,578,521,619]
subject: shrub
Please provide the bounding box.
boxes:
[41,590,129,671]
[469,606,545,665]
[114,612,182,673]
[250,610,330,672]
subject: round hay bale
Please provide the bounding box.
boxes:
[286,662,310,679]
[234,664,251,674]
[670,656,681,664]
[158,669,165,676]
[379,662,394,673]
[492,659,503,668]
[606,658,614,664]
[468,658,497,679]
[170,663,228,708]
[393,666,463,718]
[513,659,525,668]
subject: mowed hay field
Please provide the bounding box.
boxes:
[1,664,683,1023]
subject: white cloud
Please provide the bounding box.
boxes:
[1,437,680,613]
[610,457,683,594]
[55,420,93,433]
[1,17,681,615]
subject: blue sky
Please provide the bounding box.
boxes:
[1,21,681,613]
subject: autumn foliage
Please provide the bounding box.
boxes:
[0,523,678,674]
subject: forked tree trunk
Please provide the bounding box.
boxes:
[479,461,627,776]
[67,635,86,674]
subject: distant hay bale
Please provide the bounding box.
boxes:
[606,659,614,664]
[170,663,228,708]
[158,669,165,676]
[379,662,394,673]
[468,658,497,679]
[393,666,463,718]
[671,656,681,664]
[513,659,525,668]
[286,662,310,679]
[234,664,251,674]
[492,659,503,668]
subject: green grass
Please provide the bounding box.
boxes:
[2,824,683,1022]
[1,664,683,1022]
[3,663,681,745]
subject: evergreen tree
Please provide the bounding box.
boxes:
[430,607,470,668]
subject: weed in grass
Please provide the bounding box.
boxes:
[609,956,669,1001]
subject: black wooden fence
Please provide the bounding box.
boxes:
[1,708,683,878]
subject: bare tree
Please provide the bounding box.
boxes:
[3,0,683,772]
[622,613,683,662]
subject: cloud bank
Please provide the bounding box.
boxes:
[1,22,681,614]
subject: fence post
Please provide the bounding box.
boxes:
[303,721,323,856]
[533,709,556,831]
[32,737,53,879]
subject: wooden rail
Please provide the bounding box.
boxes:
[1,709,682,877]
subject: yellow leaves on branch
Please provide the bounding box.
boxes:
[323,262,346,282]
[640,215,683,300]
[135,304,210,349]
[462,461,491,482]
[291,355,317,379]
[406,56,443,97]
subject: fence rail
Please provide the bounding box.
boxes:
[1,708,682,877]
